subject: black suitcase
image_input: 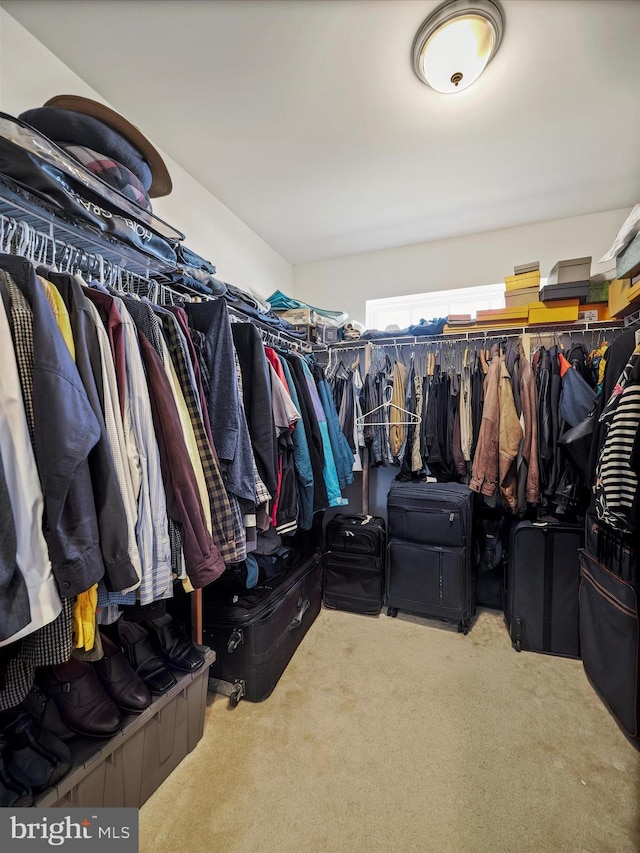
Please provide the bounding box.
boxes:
[579,541,639,741]
[504,521,583,657]
[202,553,322,705]
[323,514,385,615]
[325,514,385,557]
[387,482,473,549]
[386,482,475,633]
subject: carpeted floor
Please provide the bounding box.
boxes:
[140,608,640,853]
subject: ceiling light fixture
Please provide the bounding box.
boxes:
[412,0,504,94]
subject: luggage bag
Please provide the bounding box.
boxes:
[202,553,322,705]
[323,514,385,615]
[579,544,639,740]
[504,521,583,657]
[386,482,475,634]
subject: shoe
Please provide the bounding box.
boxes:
[0,738,32,807]
[0,709,71,773]
[94,634,152,714]
[1,716,67,793]
[114,621,177,695]
[19,685,75,741]
[144,614,205,673]
[38,660,122,739]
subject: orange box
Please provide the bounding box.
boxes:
[476,306,529,324]
[578,304,612,322]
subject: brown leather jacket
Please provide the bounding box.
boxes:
[470,351,523,511]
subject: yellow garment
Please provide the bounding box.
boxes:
[39,277,98,651]
[38,277,76,361]
[72,584,98,651]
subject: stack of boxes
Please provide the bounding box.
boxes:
[443,251,638,334]
[609,231,640,318]
[273,307,340,344]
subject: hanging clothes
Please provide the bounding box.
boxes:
[277,354,315,531]
[185,299,256,505]
[284,353,329,512]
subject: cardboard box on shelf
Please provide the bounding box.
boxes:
[587,277,611,304]
[616,231,640,280]
[292,323,317,342]
[505,270,540,291]
[578,304,611,322]
[442,320,526,335]
[514,261,540,275]
[316,323,340,344]
[528,299,580,324]
[476,306,529,324]
[547,257,592,286]
[608,279,634,318]
[539,281,590,304]
[505,285,540,307]
[276,307,316,325]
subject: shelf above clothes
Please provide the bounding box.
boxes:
[227,304,317,355]
[0,175,177,276]
[327,318,626,350]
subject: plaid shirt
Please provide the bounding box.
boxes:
[154,306,243,564]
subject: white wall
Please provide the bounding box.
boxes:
[0,8,293,300]
[294,208,631,326]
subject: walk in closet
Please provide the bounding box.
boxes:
[0,1,638,852]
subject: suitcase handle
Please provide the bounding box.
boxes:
[289,598,310,631]
[227,628,244,653]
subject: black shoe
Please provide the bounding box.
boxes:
[1,717,66,793]
[0,709,71,773]
[144,615,205,673]
[38,660,122,739]
[94,634,152,714]
[114,621,177,695]
[0,738,32,807]
[19,685,75,741]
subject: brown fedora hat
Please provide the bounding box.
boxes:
[44,94,172,198]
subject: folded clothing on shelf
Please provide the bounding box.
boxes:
[0,112,181,269]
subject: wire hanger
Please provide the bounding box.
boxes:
[356,384,422,427]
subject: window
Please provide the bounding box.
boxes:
[366,283,508,331]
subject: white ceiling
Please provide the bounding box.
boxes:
[3,0,640,265]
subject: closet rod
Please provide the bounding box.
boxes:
[0,211,153,290]
[328,319,625,350]
[227,305,316,354]
[0,177,174,276]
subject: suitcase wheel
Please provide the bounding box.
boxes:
[458,621,470,636]
[387,607,398,618]
[513,639,522,653]
[229,682,244,707]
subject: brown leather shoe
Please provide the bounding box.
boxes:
[38,660,122,738]
[93,634,152,714]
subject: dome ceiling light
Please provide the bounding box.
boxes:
[412,0,505,93]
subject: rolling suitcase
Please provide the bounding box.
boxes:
[579,526,639,740]
[386,482,475,633]
[202,553,322,705]
[323,514,385,615]
[504,521,583,657]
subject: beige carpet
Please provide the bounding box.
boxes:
[140,608,640,853]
